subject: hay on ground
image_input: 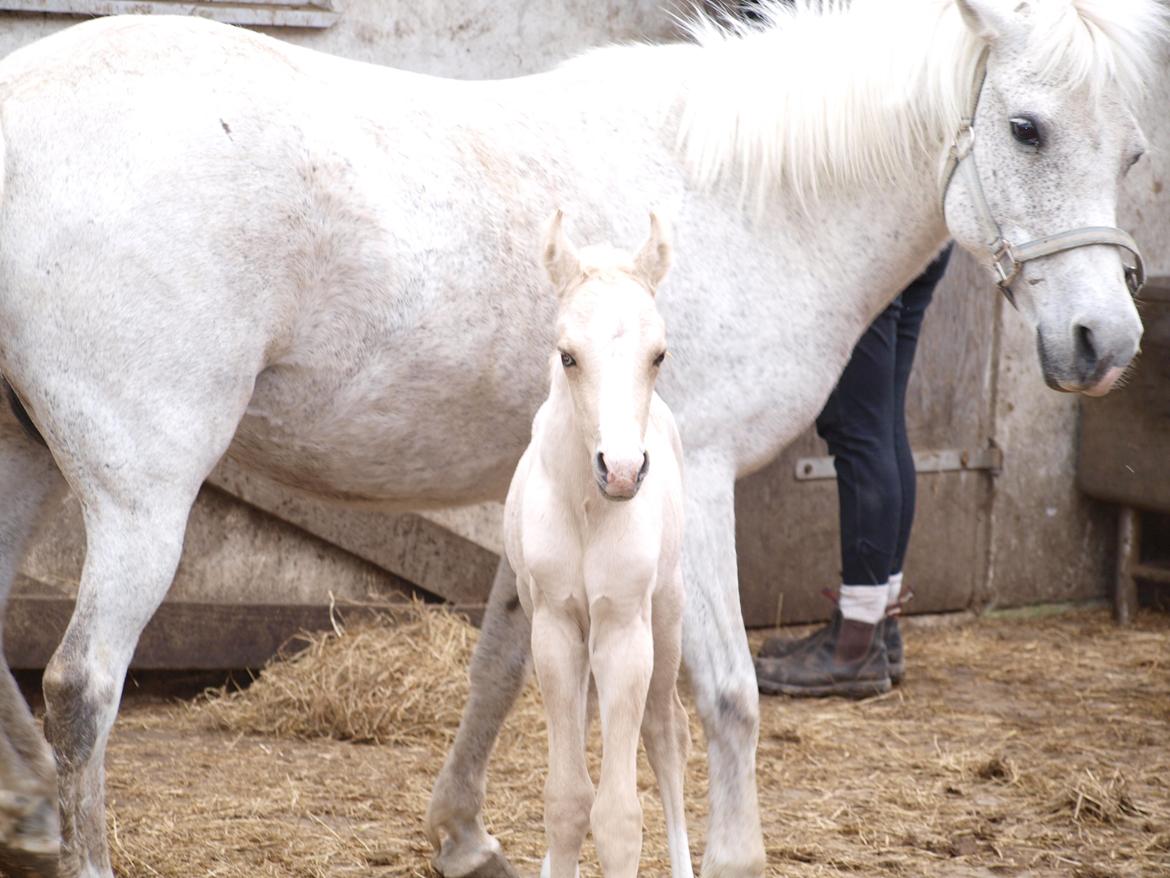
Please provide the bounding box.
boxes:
[96,606,1170,878]
[198,601,488,749]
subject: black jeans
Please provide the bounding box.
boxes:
[814,247,953,585]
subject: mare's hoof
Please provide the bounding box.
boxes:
[459,850,521,878]
[0,793,60,877]
[433,839,520,878]
[0,844,60,877]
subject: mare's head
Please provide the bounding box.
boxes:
[943,0,1165,394]
[542,211,672,501]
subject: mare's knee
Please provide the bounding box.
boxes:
[41,648,114,766]
[702,673,759,747]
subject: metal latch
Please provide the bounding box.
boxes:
[795,446,1003,481]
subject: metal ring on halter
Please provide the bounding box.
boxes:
[952,123,975,163]
[1124,256,1145,297]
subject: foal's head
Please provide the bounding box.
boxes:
[543,211,672,501]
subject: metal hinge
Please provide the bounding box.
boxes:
[795,446,1003,481]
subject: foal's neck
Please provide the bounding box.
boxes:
[540,368,598,503]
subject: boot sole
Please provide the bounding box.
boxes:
[758,676,892,699]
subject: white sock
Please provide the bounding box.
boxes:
[838,583,889,625]
[887,572,903,609]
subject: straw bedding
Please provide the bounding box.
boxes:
[98,604,1169,877]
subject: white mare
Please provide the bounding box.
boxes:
[507,212,690,878]
[0,1,1162,876]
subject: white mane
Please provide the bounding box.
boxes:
[677,0,1167,211]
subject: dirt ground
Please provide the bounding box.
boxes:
[97,606,1169,878]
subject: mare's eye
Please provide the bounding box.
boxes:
[1127,150,1145,171]
[560,351,576,368]
[1010,116,1042,148]
[652,351,667,368]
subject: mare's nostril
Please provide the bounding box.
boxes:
[1075,324,1098,370]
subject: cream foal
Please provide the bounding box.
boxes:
[505,212,691,878]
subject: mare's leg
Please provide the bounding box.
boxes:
[530,591,592,878]
[586,560,654,878]
[0,412,66,875]
[682,457,765,878]
[14,368,256,877]
[642,566,693,878]
[428,556,528,878]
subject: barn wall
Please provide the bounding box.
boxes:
[0,0,674,75]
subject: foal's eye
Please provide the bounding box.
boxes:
[1009,116,1042,148]
[652,351,667,368]
[560,351,576,368]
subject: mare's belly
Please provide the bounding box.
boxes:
[226,344,547,508]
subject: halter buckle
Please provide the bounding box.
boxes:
[991,239,1019,288]
[990,239,1020,308]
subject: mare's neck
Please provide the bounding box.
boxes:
[671,1,974,326]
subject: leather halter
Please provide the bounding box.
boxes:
[938,47,1146,307]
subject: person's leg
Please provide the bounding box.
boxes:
[756,301,901,697]
[889,246,951,582]
[883,246,952,684]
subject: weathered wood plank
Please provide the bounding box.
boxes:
[209,460,499,606]
[3,597,491,670]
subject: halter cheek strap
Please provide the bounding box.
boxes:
[938,47,1146,306]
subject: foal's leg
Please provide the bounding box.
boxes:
[0,416,66,875]
[587,566,654,878]
[530,592,592,878]
[642,567,693,878]
[681,459,765,878]
[428,557,528,878]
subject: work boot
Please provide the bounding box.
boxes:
[757,588,845,660]
[755,616,890,699]
[757,609,841,660]
[762,611,906,682]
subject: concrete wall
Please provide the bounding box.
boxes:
[0,0,676,76]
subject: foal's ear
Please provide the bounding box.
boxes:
[543,209,581,293]
[955,0,1019,42]
[634,212,672,292]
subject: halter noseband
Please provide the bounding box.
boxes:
[938,47,1145,306]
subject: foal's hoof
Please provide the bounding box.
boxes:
[433,837,520,878]
[0,793,60,877]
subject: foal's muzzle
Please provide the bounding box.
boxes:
[595,450,650,501]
